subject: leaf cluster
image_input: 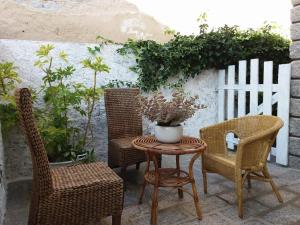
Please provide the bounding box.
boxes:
[118,24,290,91]
[138,89,206,126]
[35,44,109,162]
[0,61,21,130]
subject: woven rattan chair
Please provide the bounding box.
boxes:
[15,88,123,225]
[104,88,161,181]
[200,115,283,218]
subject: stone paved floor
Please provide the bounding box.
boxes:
[4,155,300,225]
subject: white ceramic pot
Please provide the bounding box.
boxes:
[155,125,183,143]
[49,153,87,168]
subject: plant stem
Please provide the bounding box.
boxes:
[83,71,97,147]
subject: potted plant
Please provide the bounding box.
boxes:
[138,90,206,143]
[34,44,109,165]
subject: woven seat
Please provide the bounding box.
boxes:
[51,162,121,191]
[15,88,123,225]
[104,88,161,181]
[200,115,283,218]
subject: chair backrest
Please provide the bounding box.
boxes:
[235,115,283,170]
[15,88,52,196]
[104,88,142,140]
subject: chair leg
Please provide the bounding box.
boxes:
[112,214,122,225]
[202,170,208,194]
[247,174,252,190]
[262,167,283,203]
[236,173,244,218]
[158,157,162,168]
[121,166,127,191]
[121,166,127,180]
[136,162,140,170]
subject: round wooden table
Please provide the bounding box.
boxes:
[132,136,207,225]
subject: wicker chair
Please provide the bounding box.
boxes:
[104,88,161,180]
[200,115,283,218]
[15,88,123,225]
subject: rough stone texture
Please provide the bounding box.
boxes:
[0,123,6,225]
[289,137,300,156]
[0,39,218,181]
[291,23,300,41]
[290,41,300,59]
[289,155,300,169]
[4,159,300,225]
[290,79,300,97]
[292,0,300,6]
[290,117,300,136]
[290,98,300,117]
[291,5,300,23]
[291,60,300,78]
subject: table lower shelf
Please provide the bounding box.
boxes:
[144,168,191,187]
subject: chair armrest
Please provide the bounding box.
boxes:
[200,122,229,155]
[235,123,282,169]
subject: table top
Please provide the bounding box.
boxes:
[132,136,207,155]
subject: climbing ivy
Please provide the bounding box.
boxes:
[118,24,290,91]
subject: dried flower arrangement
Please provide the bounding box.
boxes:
[138,90,206,127]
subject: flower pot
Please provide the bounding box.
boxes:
[155,125,183,143]
[49,153,87,168]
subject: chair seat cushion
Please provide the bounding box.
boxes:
[51,162,122,191]
[109,137,146,167]
[204,152,236,168]
[110,137,137,150]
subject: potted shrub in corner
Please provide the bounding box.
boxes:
[34,44,109,166]
[138,90,206,143]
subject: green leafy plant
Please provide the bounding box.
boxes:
[118,23,290,91]
[0,61,21,130]
[81,46,110,146]
[34,44,110,162]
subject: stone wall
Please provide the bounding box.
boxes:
[290,0,300,169]
[0,122,6,225]
[0,39,219,181]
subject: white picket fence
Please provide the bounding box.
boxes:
[218,59,291,166]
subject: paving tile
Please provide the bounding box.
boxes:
[216,188,260,205]
[286,183,300,194]
[128,204,192,225]
[256,190,297,207]
[184,212,234,225]
[237,217,273,225]
[4,158,300,225]
[275,170,300,187]
[181,195,229,215]
[292,198,300,208]
[262,205,300,225]
[219,200,268,220]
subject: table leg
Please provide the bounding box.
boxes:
[176,155,183,199]
[139,153,150,204]
[150,153,160,225]
[189,153,202,220]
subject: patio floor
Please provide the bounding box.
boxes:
[4,155,300,225]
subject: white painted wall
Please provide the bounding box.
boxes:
[0,39,218,181]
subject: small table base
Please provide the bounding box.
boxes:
[139,152,202,225]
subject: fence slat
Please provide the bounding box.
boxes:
[276,64,291,166]
[218,70,225,122]
[217,59,290,166]
[263,61,273,115]
[250,59,259,115]
[227,65,235,119]
[227,66,235,150]
[238,60,246,117]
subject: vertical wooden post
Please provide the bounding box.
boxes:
[276,64,291,166]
